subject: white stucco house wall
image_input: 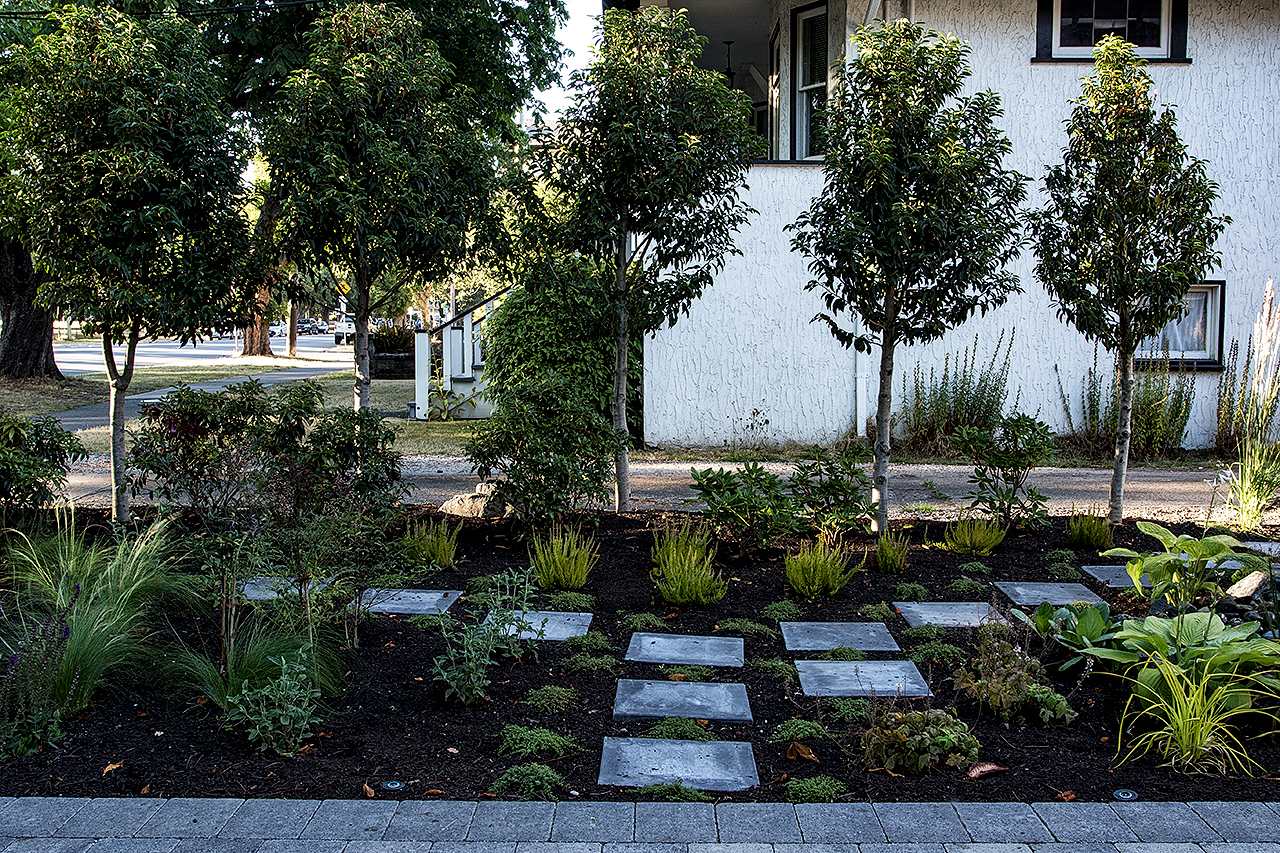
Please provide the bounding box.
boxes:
[622,0,1279,449]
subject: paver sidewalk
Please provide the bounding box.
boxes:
[0,797,1277,851]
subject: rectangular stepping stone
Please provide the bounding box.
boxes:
[1244,541,1280,556]
[598,736,758,791]
[795,660,931,697]
[484,610,592,640]
[626,633,743,667]
[994,581,1104,606]
[1083,565,1150,589]
[361,589,461,615]
[895,602,1006,628]
[780,622,899,652]
[242,577,332,601]
[613,679,753,723]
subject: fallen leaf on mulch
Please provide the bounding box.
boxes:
[787,740,818,762]
[1055,790,1077,802]
[966,762,1008,779]
[425,789,445,795]
[102,761,123,776]
[140,784,150,795]
[667,673,688,682]
[868,766,903,777]
[362,782,376,798]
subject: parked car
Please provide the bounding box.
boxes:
[335,318,355,345]
[269,321,288,337]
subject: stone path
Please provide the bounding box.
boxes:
[780,622,899,652]
[625,634,743,667]
[895,602,1005,628]
[795,660,932,697]
[0,796,1274,850]
[612,680,753,723]
[486,611,593,640]
[994,581,1105,606]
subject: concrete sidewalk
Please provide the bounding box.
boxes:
[0,797,1274,852]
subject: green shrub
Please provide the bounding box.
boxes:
[520,685,578,714]
[402,518,461,570]
[908,641,967,668]
[0,599,74,758]
[953,627,1076,726]
[958,560,991,575]
[760,600,803,622]
[0,409,85,523]
[563,631,616,654]
[816,646,866,661]
[858,602,895,622]
[895,331,1014,453]
[749,657,798,683]
[622,612,667,632]
[688,463,801,551]
[465,372,619,524]
[546,590,596,611]
[496,725,582,758]
[530,525,597,590]
[641,717,715,741]
[562,653,618,674]
[895,582,928,602]
[770,718,830,742]
[875,531,909,573]
[821,697,871,723]
[634,782,712,802]
[953,412,1057,528]
[651,522,726,605]
[1066,507,1113,550]
[372,325,415,354]
[786,541,864,598]
[862,708,980,775]
[944,517,1007,556]
[224,647,322,756]
[490,763,567,800]
[789,444,874,530]
[1046,561,1083,582]
[658,663,714,681]
[431,568,538,703]
[948,578,986,597]
[1061,347,1193,461]
[714,618,778,639]
[786,774,849,803]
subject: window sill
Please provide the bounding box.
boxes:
[1031,56,1192,64]
[1135,358,1222,372]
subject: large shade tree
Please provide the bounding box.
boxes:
[540,6,766,511]
[789,20,1027,532]
[265,2,491,410]
[1029,35,1228,523]
[5,6,250,520]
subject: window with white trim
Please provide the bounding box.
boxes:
[1054,0,1170,58]
[1138,282,1224,365]
[795,6,827,160]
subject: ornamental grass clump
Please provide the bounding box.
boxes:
[786,540,864,598]
[651,521,726,605]
[530,525,597,590]
[402,518,461,570]
[944,516,1006,556]
[1066,506,1113,550]
[875,530,909,573]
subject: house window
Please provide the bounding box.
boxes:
[1138,282,1224,367]
[1035,0,1188,62]
[794,5,827,159]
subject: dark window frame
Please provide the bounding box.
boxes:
[1034,0,1190,63]
[1135,280,1227,372]
[789,0,827,160]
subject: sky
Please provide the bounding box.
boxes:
[533,0,602,118]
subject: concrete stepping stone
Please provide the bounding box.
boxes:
[780,621,899,651]
[1083,565,1150,589]
[1244,541,1280,556]
[242,577,331,601]
[625,633,744,667]
[361,589,461,615]
[895,602,1006,628]
[483,610,592,640]
[994,581,1104,605]
[795,660,932,697]
[598,736,759,791]
[613,679,753,723]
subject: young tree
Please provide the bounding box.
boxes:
[1029,36,1228,523]
[5,6,250,520]
[789,20,1027,532]
[265,2,492,410]
[541,6,766,511]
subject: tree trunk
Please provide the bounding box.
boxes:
[1110,348,1135,523]
[613,232,631,513]
[242,193,285,357]
[288,300,298,357]
[104,325,139,522]
[871,330,896,533]
[354,274,372,410]
[241,287,274,357]
[0,238,62,380]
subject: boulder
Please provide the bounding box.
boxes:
[1225,570,1273,601]
[441,482,511,518]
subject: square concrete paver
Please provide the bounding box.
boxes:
[994,582,1105,606]
[56,799,163,838]
[82,841,181,853]
[795,660,932,697]
[599,737,759,791]
[362,589,461,615]
[895,603,1006,628]
[551,802,636,843]
[780,622,899,652]
[613,680,752,723]
[137,799,243,838]
[634,803,717,843]
[625,634,744,667]
[716,803,801,843]
[1082,565,1149,589]
[1109,802,1220,843]
[1031,803,1137,843]
[873,803,966,844]
[0,797,87,836]
[298,800,396,840]
[1189,802,1280,842]
[219,800,320,839]
[467,802,555,842]
[794,802,886,844]
[384,801,477,842]
[485,611,593,641]
[954,803,1053,844]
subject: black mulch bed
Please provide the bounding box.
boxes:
[3,509,1279,803]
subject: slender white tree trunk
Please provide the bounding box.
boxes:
[872,332,896,533]
[613,231,631,512]
[1110,348,1135,523]
[354,274,372,410]
[103,326,139,521]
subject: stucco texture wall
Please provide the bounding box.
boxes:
[644,0,1280,449]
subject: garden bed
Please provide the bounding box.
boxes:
[1,509,1278,803]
